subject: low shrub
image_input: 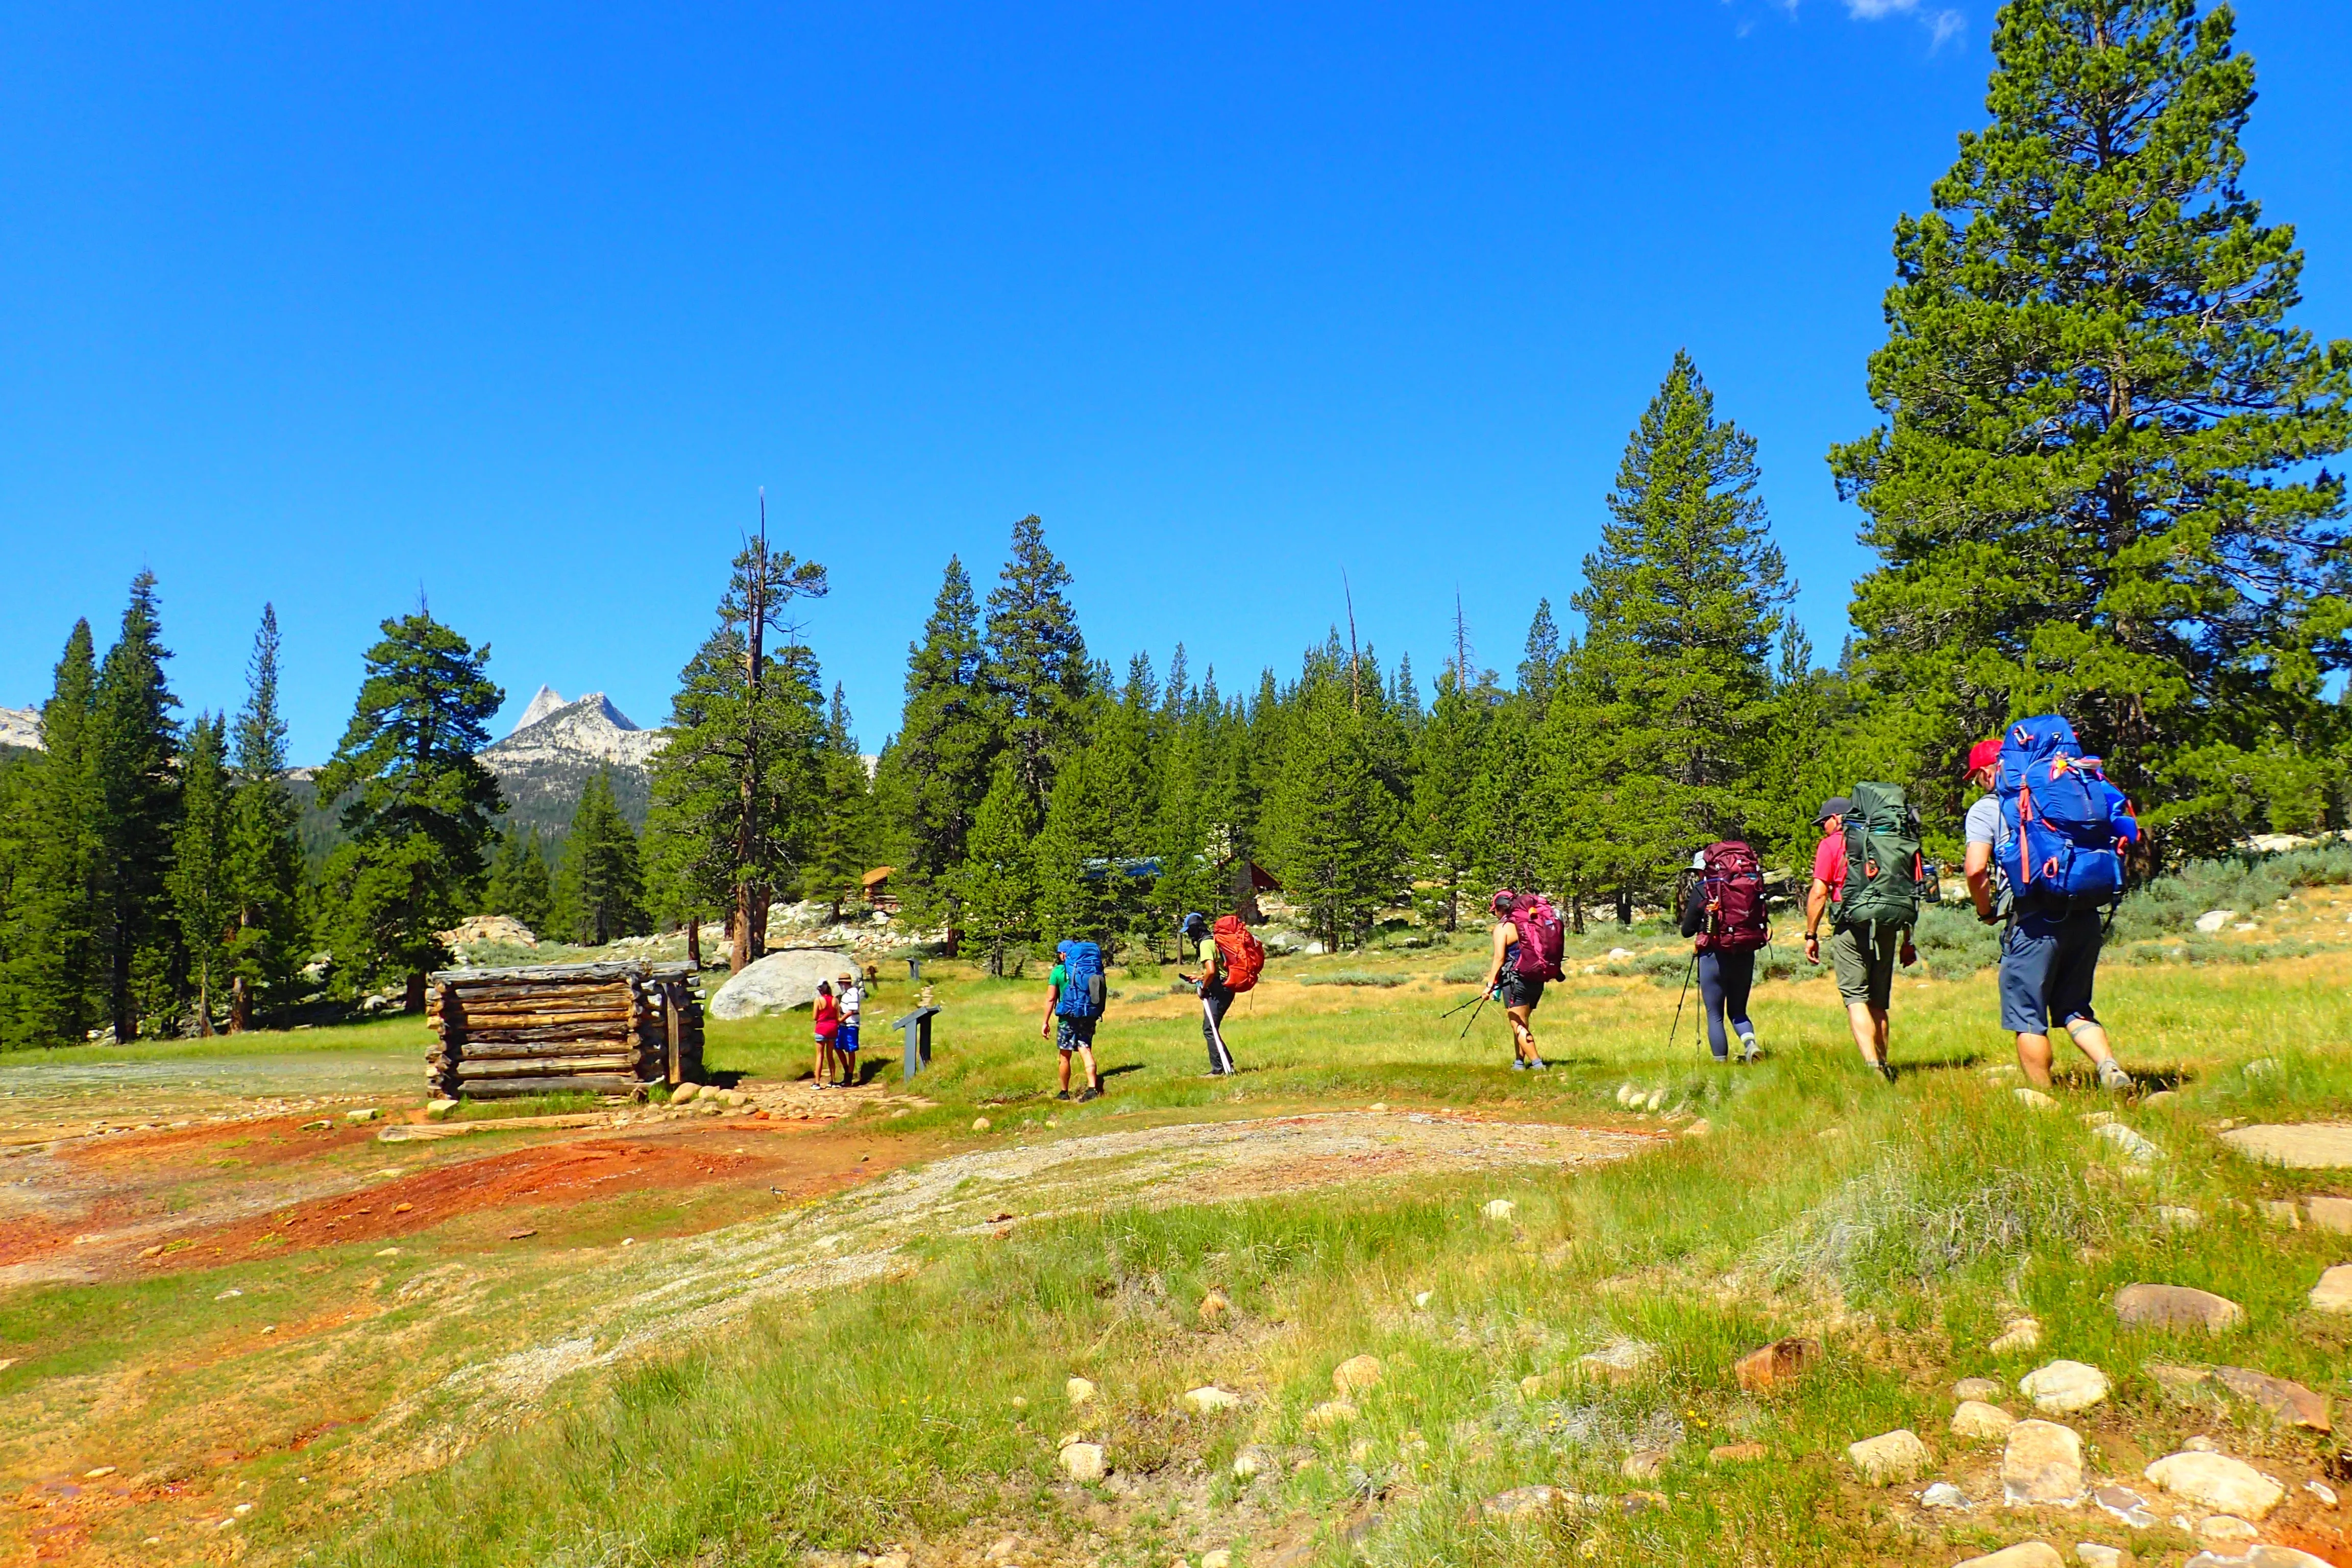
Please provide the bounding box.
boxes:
[1297,971,1410,988]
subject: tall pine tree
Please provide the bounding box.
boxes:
[89,572,182,1040]
[484,826,554,933]
[0,624,100,1047]
[1830,0,2352,847]
[1264,671,1400,950]
[807,683,876,919]
[954,754,1042,975]
[169,715,234,1035]
[982,516,1090,810]
[880,558,997,940]
[314,608,505,1010]
[225,605,304,1028]
[555,769,648,945]
[1566,352,1790,903]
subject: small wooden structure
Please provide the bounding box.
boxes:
[426,960,703,1099]
[860,865,898,912]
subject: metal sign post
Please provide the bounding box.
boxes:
[893,1005,941,1082]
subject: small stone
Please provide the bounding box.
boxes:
[2185,1434,2222,1452]
[972,1117,991,1132]
[1479,1484,1563,1519]
[2262,1199,2305,1228]
[1058,1442,1107,1482]
[1481,1198,1516,1222]
[1952,1400,2017,1439]
[1952,1542,2064,1568]
[1202,1553,1232,1568]
[424,1098,460,1121]
[1992,1317,2044,1355]
[670,1082,701,1105]
[1231,1450,1263,1479]
[2242,1057,2281,1079]
[1615,1083,1638,1106]
[2074,1548,2125,1568]
[2308,1478,2338,1506]
[1412,1290,1432,1308]
[1183,1386,1240,1414]
[2017,1088,2059,1111]
[1709,1441,1766,1463]
[82,1466,115,1479]
[1732,1336,1820,1394]
[215,1288,243,1300]
[1954,1377,2005,1401]
[2114,1283,2244,1332]
[2307,1195,2352,1234]
[2002,1419,2086,1505]
[1066,1377,1097,1406]
[1620,1448,1667,1480]
[1846,1428,1929,1485]
[138,1244,163,1258]
[1682,1118,1711,1138]
[1575,1339,1660,1384]
[2093,1122,2164,1162]
[1197,1289,1230,1325]
[2199,1516,2258,1542]
[2141,1089,2178,1109]
[2185,1548,2336,1568]
[2212,1365,2332,1432]
[1304,1399,1357,1430]
[2156,1205,2202,1229]
[2311,1263,2352,1314]
[1332,1355,1383,1393]
[344,1107,382,1124]
[1919,1481,1969,1509]
[2019,1360,2110,1413]
[2090,1484,2157,1528]
[1643,1088,1666,1111]
[2144,1451,2285,1519]
[2195,909,2235,934]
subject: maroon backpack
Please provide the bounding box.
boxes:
[1696,840,1769,954]
[1506,895,1566,982]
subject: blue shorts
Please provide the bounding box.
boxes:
[2000,904,2103,1034]
[837,1022,859,1054]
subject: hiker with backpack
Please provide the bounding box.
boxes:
[1803,790,1922,1084]
[1040,937,1107,1102]
[1180,910,1263,1077]
[1964,720,2140,1094]
[1682,841,1769,1063]
[1479,889,1565,1071]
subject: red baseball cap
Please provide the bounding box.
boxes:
[1966,737,2002,775]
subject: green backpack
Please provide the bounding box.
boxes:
[1837,782,1923,931]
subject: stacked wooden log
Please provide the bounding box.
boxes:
[427,960,704,1099]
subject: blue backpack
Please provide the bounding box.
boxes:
[1055,940,1107,1020]
[1996,716,2136,906]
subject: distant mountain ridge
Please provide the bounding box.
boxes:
[1,705,41,753]
[478,688,666,840]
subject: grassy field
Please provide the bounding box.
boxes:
[5,887,2350,1567]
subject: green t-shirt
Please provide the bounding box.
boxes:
[1049,962,1068,993]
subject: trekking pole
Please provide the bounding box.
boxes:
[1668,955,1694,1052]
[1437,992,1483,1021]
[1457,989,1491,1040]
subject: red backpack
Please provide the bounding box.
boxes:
[1506,896,1565,982]
[1696,840,1769,954]
[1213,915,1265,993]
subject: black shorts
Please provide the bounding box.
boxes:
[1054,1014,1097,1052]
[1500,971,1546,1010]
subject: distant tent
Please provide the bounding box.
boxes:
[1224,859,1280,924]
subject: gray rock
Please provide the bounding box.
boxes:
[2185,1549,2337,1568]
[670,1081,701,1105]
[2307,1195,2352,1234]
[2075,1548,2125,1568]
[2210,1365,2333,1432]
[1953,1545,2063,1568]
[707,947,855,1020]
[1846,1428,1928,1485]
[2312,1264,2352,1315]
[2001,1420,2085,1505]
[2113,1283,2244,1332]
[2194,909,2235,934]
[2218,1123,2352,1169]
[1182,1386,1240,1413]
[2144,1451,2285,1519]
[1919,1482,1970,1509]
[1058,1442,1106,1482]
[1304,1399,1357,1430]
[2019,1360,2109,1413]
[2093,1122,2164,1162]
[1479,1484,1567,1520]
[1953,1377,2005,1402]
[1065,1377,1097,1406]
[2090,1484,2156,1528]
[1952,1400,2016,1439]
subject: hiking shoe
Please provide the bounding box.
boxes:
[1528,1058,1549,1071]
[1055,1090,1073,1101]
[2098,1059,2132,1093]
[1510,1059,1528,1072]
[1739,1036,1761,1064]
[1876,1060,1898,1086]
[1077,1087,1102,1103]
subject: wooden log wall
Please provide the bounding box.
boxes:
[427,962,704,1099]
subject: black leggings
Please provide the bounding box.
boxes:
[1697,949,1755,1060]
[1200,982,1236,1073]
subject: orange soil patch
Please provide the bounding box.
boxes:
[54,1115,382,1171]
[153,1124,918,1266]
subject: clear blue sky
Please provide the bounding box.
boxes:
[3,1,2346,762]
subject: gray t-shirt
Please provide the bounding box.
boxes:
[1964,795,2011,898]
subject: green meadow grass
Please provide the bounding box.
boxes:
[308,927,2352,1568]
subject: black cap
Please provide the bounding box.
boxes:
[1816,795,1852,824]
